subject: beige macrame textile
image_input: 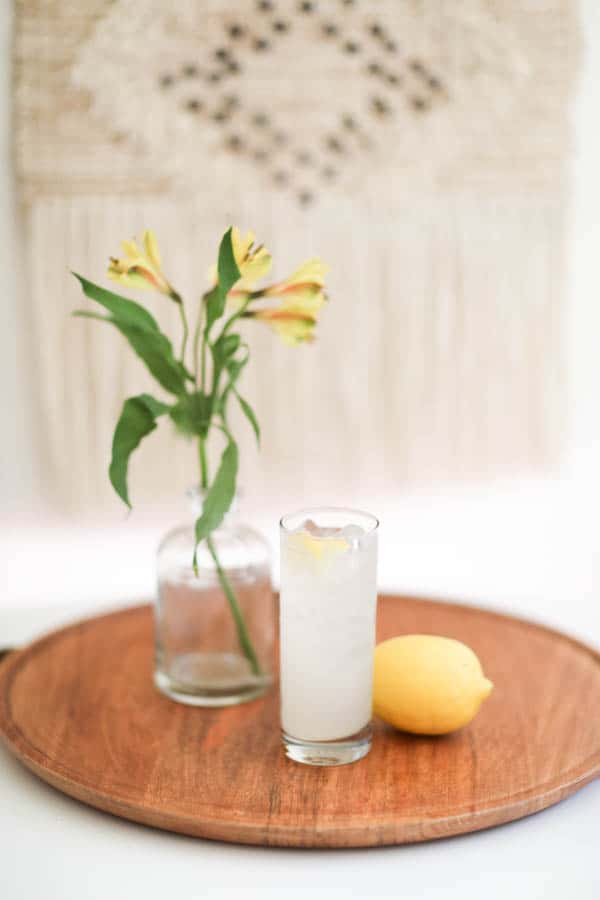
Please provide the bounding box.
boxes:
[14,0,580,513]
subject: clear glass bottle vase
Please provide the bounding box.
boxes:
[154,487,274,706]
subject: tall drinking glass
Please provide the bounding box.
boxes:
[279,507,379,766]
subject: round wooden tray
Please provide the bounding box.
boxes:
[1,596,599,847]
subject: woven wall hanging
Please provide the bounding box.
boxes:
[15,0,580,512]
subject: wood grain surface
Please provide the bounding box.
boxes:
[1,596,599,848]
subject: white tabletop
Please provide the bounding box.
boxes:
[2,473,600,899]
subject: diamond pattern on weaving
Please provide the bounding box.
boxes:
[16,0,580,207]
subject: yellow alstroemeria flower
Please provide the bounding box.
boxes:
[263,259,327,317]
[252,307,318,345]
[267,258,328,291]
[248,257,328,345]
[108,230,180,301]
[209,227,273,293]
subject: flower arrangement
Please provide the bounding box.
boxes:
[73,226,328,674]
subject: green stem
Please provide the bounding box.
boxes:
[178,303,189,364]
[193,300,205,388]
[198,436,208,490]
[170,291,189,364]
[196,435,262,677]
[207,536,262,676]
[201,338,207,392]
[192,288,262,677]
[222,296,253,336]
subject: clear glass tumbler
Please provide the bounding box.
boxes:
[279,507,379,766]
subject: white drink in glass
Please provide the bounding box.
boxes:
[279,507,379,766]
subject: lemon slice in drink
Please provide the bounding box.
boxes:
[294,532,348,560]
[289,520,348,561]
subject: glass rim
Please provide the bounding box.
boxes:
[280,505,379,535]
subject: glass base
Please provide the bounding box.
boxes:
[282,724,372,766]
[154,652,271,707]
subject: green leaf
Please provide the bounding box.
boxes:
[193,440,238,568]
[109,394,170,507]
[112,321,189,396]
[138,393,171,418]
[217,350,249,420]
[78,314,187,395]
[73,274,192,393]
[217,227,241,300]
[211,334,241,376]
[204,228,241,334]
[72,274,161,333]
[217,333,241,361]
[204,285,223,335]
[169,391,213,437]
[210,333,241,394]
[72,310,111,322]
[225,353,248,382]
[235,391,260,446]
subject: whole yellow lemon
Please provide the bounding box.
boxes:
[373,635,494,735]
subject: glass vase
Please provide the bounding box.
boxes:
[154,487,274,706]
